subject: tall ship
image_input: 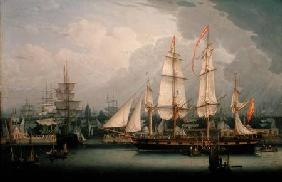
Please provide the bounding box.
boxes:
[132,27,261,154]
[55,62,84,147]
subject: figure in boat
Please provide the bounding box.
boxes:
[47,143,68,161]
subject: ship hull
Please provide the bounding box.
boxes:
[56,133,84,148]
[132,137,258,154]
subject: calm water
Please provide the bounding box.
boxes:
[2,139,282,177]
[37,139,282,174]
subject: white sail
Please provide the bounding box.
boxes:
[55,100,80,110]
[231,90,248,113]
[231,76,256,135]
[57,83,75,93]
[42,103,56,113]
[158,51,187,120]
[197,46,217,118]
[145,83,153,110]
[103,98,133,128]
[126,97,142,132]
[175,78,187,118]
[234,112,256,135]
[56,92,75,101]
[158,76,173,120]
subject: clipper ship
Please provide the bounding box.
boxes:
[132,28,261,154]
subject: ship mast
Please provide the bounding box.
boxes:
[196,26,218,140]
[55,62,80,135]
[233,73,238,132]
[205,31,210,139]
[171,36,178,138]
[65,62,70,134]
[157,36,188,138]
[145,78,153,136]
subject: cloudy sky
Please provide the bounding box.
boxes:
[1,0,282,115]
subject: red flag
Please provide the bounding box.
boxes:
[191,25,209,74]
[247,98,255,124]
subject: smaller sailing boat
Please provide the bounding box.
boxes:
[46,143,68,161]
[46,128,68,161]
[25,147,39,165]
[102,94,144,144]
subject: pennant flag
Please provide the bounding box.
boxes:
[247,98,255,124]
[191,25,209,74]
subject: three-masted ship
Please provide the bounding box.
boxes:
[55,63,84,147]
[132,36,192,151]
[132,31,261,154]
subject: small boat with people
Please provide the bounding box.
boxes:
[46,143,68,161]
[208,145,232,174]
[183,145,202,157]
[259,144,278,152]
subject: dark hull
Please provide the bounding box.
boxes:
[56,134,84,148]
[132,138,258,154]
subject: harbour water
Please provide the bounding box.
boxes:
[2,139,282,178]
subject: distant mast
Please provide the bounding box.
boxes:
[231,73,256,135]
[196,27,218,139]
[103,97,133,128]
[145,79,153,136]
[40,81,55,116]
[55,62,81,135]
[157,36,188,138]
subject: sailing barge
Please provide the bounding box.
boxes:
[132,27,261,154]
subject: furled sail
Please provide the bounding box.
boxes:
[57,83,75,93]
[234,113,256,135]
[197,45,217,118]
[103,98,133,128]
[126,96,142,132]
[56,92,75,101]
[55,64,81,116]
[42,103,56,113]
[231,89,248,113]
[231,75,256,135]
[157,45,187,120]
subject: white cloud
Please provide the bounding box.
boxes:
[63,19,141,70]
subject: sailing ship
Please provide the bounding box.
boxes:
[55,62,84,147]
[132,35,192,151]
[132,28,261,154]
[102,93,144,144]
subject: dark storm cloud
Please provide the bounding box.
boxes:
[212,0,282,74]
[144,0,282,115]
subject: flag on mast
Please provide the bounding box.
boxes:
[247,98,255,124]
[191,25,209,74]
